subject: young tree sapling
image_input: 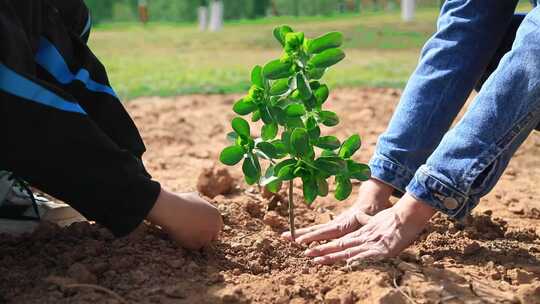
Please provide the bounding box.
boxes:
[220,25,370,240]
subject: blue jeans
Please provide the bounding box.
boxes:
[369,0,540,219]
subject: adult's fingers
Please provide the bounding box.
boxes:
[281,223,327,241]
[312,243,373,265]
[346,250,382,264]
[304,236,366,257]
[296,218,359,244]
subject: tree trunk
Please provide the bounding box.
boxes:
[293,0,300,16]
[355,0,362,12]
[401,0,415,22]
[198,6,209,31]
[253,0,270,18]
[270,0,280,16]
[209,0,223,32]
[137,0,149,24]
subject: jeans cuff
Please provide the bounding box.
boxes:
[406,165,478,220]
[368,155,415,194]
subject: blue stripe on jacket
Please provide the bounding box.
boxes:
[0,64,86,114]
[81,14,92,38]
[35,37,118,98]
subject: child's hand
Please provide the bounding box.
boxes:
[147,189,223,250]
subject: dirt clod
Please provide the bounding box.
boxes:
[197,166,235,198]
[463,241,481,256]
[263,211,286,230]
[377,289,407,304]
[67,263,97,284]
[339,291,355,304]
[516,283,540,304]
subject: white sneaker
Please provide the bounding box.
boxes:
[0,171,86,235]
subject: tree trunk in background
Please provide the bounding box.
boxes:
[198,6,209,31]
[209,0,223,32]
[355,0,362,12]
[270,0,280,16]
[293,0,300,16]
[138,0,149,24]
[253,0,270,18]
[401,0,415,21]
[338,0,346,13]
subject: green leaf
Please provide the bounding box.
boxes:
[290,128,310,156]
[226,132,238,143]
[274,159,296,176]
[321,149,336,157]
[271,140,288,157]
[309,48,346,69]
[302,175,318,204]
[251,109,261,122]
[277,164,296,180]
[271,106,287,126]
[266,179,282,193]
[316,177,329,196]
[307,32,344,54]
[290,89,301,100]
[233,97,257,115]
[269,79,290,95]
[339,134,361,158]
[261,166,280,187]
[319,111,339,126]
[306,67,325,80]
[248,85,264,101]
[259,105,274,125]
[251,65,264,88]
[285,103,306,117]
[293,166,308,178]
[348,161,371,181]
[285,32,304,50]
[220,145,245,166]
[256,142,278,159]
[232,117,250,138]
[273,25,293,46]
[242,154,261,185]
[285,116,304,128]
[315,136,341,150]
[261,123,278,140]
[281,130,292,153]
[314,85,329,105]
[296,73,312,100]
[335,176,353,201]
[314,157,346,175]
[309,81,321,90]
[306,117,321,141]
[308,126,321,141]
[263,59,293,80]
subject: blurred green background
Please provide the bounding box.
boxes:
[86,0,533,100]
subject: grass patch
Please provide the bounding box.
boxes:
[89,7,437,100]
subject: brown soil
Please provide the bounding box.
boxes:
[1,88,540,303]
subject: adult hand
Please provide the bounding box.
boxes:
[281,179,394,243]
[304,194,436,264]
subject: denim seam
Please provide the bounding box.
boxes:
[418,165,468,198]
[371,154,417,179]
[408,167,471,218]
[462,101,540,192]
[369,155,415,192]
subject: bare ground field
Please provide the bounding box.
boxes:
[1,88,539,303]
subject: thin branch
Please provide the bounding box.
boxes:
[288,180,296,241]
[393,276,416,304]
